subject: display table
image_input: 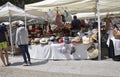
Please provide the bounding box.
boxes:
[28,45,51,59]
[113,39,120,56]
[107,30,120,56]
[28,43,91,60]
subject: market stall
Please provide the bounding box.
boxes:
[0,2,43,55]
[25,0,120,60]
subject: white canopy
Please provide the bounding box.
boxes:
[25,0,80,9]
[74,11,120,19]
[25,0,120,17]
[0,2,44,56]
[0,2,42,22]
[0,2,25,18]
[25,0,81,16]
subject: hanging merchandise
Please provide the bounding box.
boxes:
[47,10,55,22]
[61,14,66,23]
[63,10,72,22]
[55,12,63,26]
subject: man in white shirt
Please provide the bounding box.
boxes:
[15,23,31,66]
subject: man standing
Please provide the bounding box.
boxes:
[0,23,10,66]
[71,15,81,37]
[15,23,31,66]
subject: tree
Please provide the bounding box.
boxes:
[0,0,43,8]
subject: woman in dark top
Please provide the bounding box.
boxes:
[0,24,10,66]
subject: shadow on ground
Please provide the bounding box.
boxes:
[10,59,49,66]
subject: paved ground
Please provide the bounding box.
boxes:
[0,55,120,77]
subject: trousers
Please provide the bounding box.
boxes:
[19,45,30,63]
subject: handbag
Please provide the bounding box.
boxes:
[71,47,76,54]
[87,44,98,59]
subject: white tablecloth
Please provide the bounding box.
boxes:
[28,45,52,59]
[113,39,120,56]
[107,30,120,56]
[28,44,91,60]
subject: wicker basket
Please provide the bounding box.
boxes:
[7,46,21,55]
[113,29,120,39]
[114,35,120,39]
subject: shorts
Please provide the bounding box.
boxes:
[0,42,8,49]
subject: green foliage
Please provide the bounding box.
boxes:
[0,0,43,8]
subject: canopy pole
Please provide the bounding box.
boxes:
[97,0,101,60]
[8,4,14,56]
[94,12,97,21]
[25,11,27,28]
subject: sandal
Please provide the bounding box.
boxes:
[6,63,11,66]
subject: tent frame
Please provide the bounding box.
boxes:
[0,2,27,56]
[97,0,101,60]
[8,3,14,56]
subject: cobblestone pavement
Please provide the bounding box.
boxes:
[0,67,117,77]
[0,56,120,77]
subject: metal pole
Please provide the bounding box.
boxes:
[8,9,14,56]
[24,11,27,29]
[94,12,97,21]
[97,0,101,60]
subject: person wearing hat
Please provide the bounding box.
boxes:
[15,23,31,66]
[71,15,81,37]
[0,23,10,66]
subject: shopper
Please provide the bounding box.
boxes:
[15,23,31,66]
[71,15,81,37]
[0,23,10,66]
